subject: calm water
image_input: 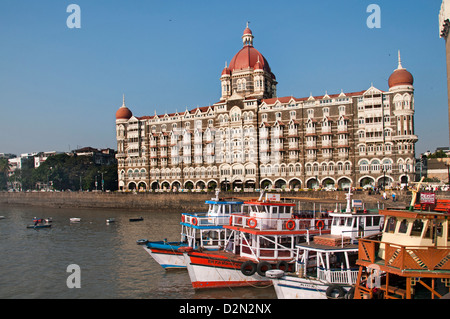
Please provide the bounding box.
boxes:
[0,204,276,299]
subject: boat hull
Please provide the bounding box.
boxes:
[271,275,353,299]
[144,241,188,269]
[183,251,277,289]
[27,224,52,229]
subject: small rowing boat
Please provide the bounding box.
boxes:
[129,217,143,222]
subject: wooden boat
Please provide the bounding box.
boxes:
[269,188,384,299]
[129,217,144,222]
[181,190,332,289]
[143,191,244,269]
[353,178,450,299]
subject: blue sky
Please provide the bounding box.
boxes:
[0,0,447,156]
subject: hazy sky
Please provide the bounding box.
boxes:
[0,0,447,156]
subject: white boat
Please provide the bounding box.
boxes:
[269,188,384,299]
[106,218,115,223]
[70,218,81,223]
[143,191,244,269]
[181,190,332,289]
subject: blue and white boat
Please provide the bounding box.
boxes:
[143,191,243,269]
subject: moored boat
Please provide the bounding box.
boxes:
[129,217,144,222]
[353,178,450,299]
[27,223,52,229]
[181,190,332,289]
[70,217,81,223]
[143,191,244,269]
[269,189,384,299]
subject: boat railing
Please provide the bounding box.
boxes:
[229,214,331,233]
[239,234,297,261]
[317,267,359,285]
[358,238,450,273]
[182,213,230,227]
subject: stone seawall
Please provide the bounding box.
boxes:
[0,190,418,212]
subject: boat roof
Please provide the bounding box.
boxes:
[243,200,296,207]
[380,208,450,220]
[296,242,359,253]
[205,200,244,205]
[329,210,381,218]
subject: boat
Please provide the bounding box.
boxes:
[33,217,52,223]
[70,218,81,223]
[136,239,148,245]
[129,217,144,222]
[181,190,332,289]
[0,216,5,219]
[269,188,384,299]
[27,223,52,229]
[106,218,115,223]
[143,191,244,269]
[353,177,450,299]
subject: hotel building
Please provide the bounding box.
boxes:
[115,25,417,191]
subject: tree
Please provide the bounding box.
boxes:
[0,158,11,190]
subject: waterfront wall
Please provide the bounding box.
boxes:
[0,190,422,212]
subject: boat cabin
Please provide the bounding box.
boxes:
[180,198,244,250]
[378,209,450,259]
[329,211,384,242]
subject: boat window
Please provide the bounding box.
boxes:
[373,216,381,226]
[346,218,353,227]
[340,218,345,226]
[411,219,424,237]
[398,219,408,234]
[231,204,241,213]
[385,217,397,233]
[448,223,450,243]
[437,222,443,237]
[425,222,434,239]
[272,206,279,215]
[366,217,373,227]
[332,218,338,226]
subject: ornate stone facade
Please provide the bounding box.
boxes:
[115,25,417,192]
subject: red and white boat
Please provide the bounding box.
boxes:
[181,191,332,289]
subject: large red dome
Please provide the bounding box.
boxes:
[228,46,272,73]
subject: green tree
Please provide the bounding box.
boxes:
[0,158,11,190]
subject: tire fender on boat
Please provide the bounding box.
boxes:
[276,260,289,271]
[325,284,346,299]
[240,261,257,276]
[256,261,272,277]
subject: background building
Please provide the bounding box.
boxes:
[115,26,417,192]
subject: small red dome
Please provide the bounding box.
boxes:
[116,106,132,120]
[221,67,231,76]
[388,68,414,88]
[243,27,252,36]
